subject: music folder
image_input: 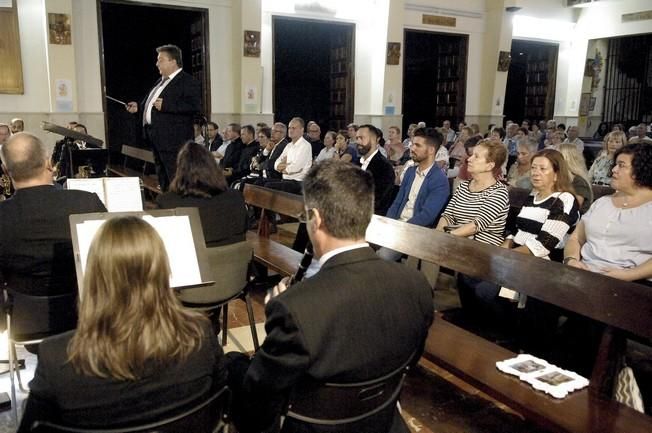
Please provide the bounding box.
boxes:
[70,208,214,295]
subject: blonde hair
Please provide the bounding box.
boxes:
[68,216,208,380]
[602,131,627,155]
[559,144,589,180]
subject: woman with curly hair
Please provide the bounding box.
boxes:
[564,142,652,284]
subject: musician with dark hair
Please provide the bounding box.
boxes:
[126,44,201,191]
[226,160,434,433]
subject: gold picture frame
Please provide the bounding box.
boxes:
[0,4,24,94]
[244,30,260,58]
[386,42,401,65]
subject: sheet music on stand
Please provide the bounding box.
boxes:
[70,208,214,294]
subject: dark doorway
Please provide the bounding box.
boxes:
[273,17,354,132]
[98,0,209,159]
[402,30,467,134]
[504,40,558,126]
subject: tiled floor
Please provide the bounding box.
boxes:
[0,224,549,432]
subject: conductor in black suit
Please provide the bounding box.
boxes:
[227,160,434,433]
[126,44,200,191]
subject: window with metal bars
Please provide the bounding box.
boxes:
[602,34,652,128]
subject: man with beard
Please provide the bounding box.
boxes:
[356,124,395,215]
[378,127,450,261]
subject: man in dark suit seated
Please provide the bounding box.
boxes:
[0,133,106,333]
[227,160,434,433]
[356,124,396,216]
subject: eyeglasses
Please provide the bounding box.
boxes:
[298,208,316,224]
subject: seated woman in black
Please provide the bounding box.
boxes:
[18,216,226,431]
[157,141,248,247]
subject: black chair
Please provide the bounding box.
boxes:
[283,353,415,430]
[2,288,77,424]
[30,385,231,433]
[177,241,259,350]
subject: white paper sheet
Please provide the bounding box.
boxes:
[67,178,107,207]
[104,177,143,212]
[142,215,202,288]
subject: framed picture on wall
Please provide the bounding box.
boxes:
[386,42,401,65]
[579,93,591,116]
[497,51,511,72]
[244,30,260,57]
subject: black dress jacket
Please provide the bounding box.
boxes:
[363,152,396,216]
[236,247,434,433]
[17,321,226,432]
[156,189,248,247]
[141,71,201,154]
[0,185,106,297]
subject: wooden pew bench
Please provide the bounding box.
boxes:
[366,215,652,433]
[242,184,303,276]
[107,144,160,195]
[243,185,652,433]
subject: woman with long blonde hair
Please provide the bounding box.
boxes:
[559,143,593,213]
[588,130,626,185]
[19,216,225,431]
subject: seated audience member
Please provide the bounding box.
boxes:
[565,142,652,284]
[403,123,417,149]
[267,117,312,194]
[436,139,509,318]
[193,118,205,145]
[0,133,106,300]
[436,139,508,245]
[449,126,473,165]
[226,160,434,433]
[157,141,247,247]
[507,140,536,190]
[10,118,24,134]
[245,126,272,180]
[307,121,324,158]
[612,123,625,133]
[559,143,593,214]
[346,123,358,147]
[441,120,456,145]
[0,123,10,145]
[315,130,336,162]
[232,124,260,182]
[470,123,481,136]
[593,122,609,140]
[356,124,396,215]
[434,139,450,172]
[563,125,584,152]
[18,217,226,432]
[546,130,565,150]
[530,122,542,141]
[490,126,506,142]
[205,121,223,152]
[504,149,580,261]
[629,123,652,144]
[588,130,626,185]
[453,135,482,190]
[333,130,358,163]
[259,122,289,181]
[220,123,243,178]
[378,128,450,261]
[386,125,404,164]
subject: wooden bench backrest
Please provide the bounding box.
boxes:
[366,214,652,340]
[241,185,652,339]
[121,145,155,164]
[243,184,304,219]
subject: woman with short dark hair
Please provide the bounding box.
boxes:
[157,141,247,247]
[565,142,652,283]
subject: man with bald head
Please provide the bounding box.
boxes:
[0,133,106,301]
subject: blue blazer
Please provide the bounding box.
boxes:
[386,164,450,227]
